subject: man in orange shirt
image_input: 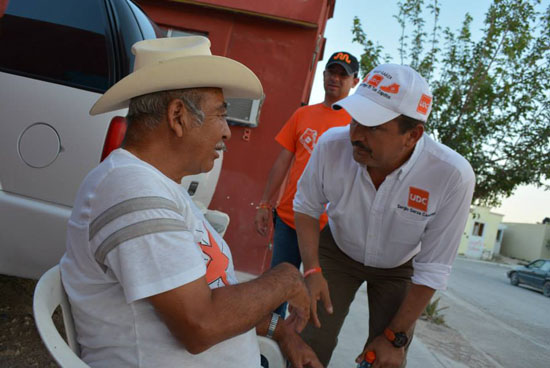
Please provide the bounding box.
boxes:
[255,51,359,316]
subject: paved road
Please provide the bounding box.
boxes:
[440,257,550,367]
[327,257,550,367]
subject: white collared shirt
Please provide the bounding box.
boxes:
[294,126,475,290]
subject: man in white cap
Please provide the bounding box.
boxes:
[60,36,321,368]
[293,63,475,367]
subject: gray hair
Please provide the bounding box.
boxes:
[126,88,206,130]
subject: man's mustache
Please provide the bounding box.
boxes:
[215,142,227,152]
[352,141,371,153]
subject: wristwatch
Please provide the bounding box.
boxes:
[384,327,409,348]
[266,313,280,339]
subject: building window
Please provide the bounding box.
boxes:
[472,222,485,236]
[164,28,207,38]
[496,229,503,242]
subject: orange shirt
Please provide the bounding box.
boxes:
[275,103,351,229]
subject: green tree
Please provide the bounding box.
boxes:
[352,0,550,206]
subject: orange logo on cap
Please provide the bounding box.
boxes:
[367,74,384,87]
[380,83,400,94]
[408,187,429,212]
[416,94,432,115]
[333,52,351,64]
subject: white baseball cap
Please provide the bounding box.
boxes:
[333,63,432,127]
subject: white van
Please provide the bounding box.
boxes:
[0,0,225,279]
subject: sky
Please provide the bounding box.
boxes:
[309,0,550,224]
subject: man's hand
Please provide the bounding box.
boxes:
[276,319,324,368]
[355,335,404,368]
[294,212,327,327]
[255,207,271,236]
[304,272,333,328]
[284,269,311,333]
[354,283,433,366]
[256,148,294,236]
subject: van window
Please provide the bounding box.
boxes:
[0,0,110,92]
[127,1,166,39]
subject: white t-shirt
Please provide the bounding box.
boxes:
[294,127,475,290]
[60,149,260,368]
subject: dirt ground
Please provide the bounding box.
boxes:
[0,274,57,367]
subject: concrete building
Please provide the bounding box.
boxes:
[458,206,505,260]
[500,222,550,261]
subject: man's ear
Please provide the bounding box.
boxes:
[167,98,189,138]
[352,76,360,87]
[406,124,425,147]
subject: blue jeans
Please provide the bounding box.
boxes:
[270,211,301,317]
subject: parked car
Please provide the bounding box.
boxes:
[507,259,550,297]
[0,0,228,280]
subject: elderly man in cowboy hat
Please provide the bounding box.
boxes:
[60,36,321,368]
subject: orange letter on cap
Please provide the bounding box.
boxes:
[334,52,351,64]
[380,83,400,94]
[367,75,384,87]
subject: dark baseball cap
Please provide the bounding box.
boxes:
[325,51,359,76]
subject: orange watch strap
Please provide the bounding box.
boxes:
[384,327,396,342]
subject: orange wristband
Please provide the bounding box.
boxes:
[303,267,322,278]
[256,201,272,210]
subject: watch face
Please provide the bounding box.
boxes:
[393,332,408,347]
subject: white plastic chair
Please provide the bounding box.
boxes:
[33,265,90,367]
[34,265,286,367]
[258,335,286,368]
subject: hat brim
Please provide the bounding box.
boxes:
[90,55,263,115]
[333,94,400,127]
[326,60,355,76]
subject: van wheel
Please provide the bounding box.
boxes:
[543,282,550,297]
[510,272,519,286]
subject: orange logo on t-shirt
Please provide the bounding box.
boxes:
[299,128,318,154]
[199,226,229,286]
[367,74,384,87]
[416,94,432,115]
[408,187,429,212]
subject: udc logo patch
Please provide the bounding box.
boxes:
[408,186,429,212]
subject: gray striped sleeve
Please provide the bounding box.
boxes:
[94,218,188,268]
[89,196,180,240]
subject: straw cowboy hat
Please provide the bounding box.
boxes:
[90,36,263,115]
